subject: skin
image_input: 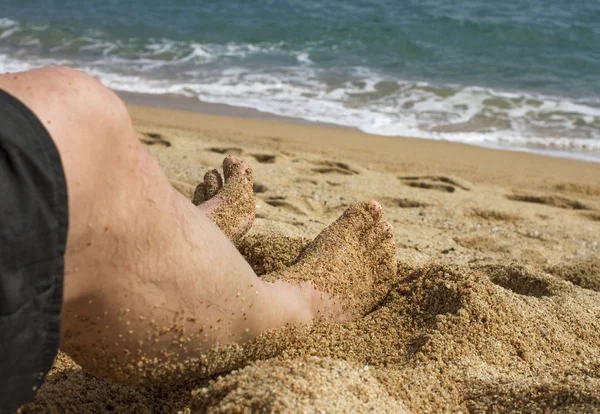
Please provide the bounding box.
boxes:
[0,67,395,385]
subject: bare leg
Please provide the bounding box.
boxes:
[0,67,330,382]
[0,67,395,385]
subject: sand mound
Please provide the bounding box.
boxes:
[237,234,308,276]
[25,221,600,413]
[545,260,600,292]
[191,357,408,413]
[466,374,600,413]
[188,261,600,413]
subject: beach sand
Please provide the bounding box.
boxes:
[23,103,600,413]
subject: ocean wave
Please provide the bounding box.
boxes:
[0,16,599,160]
[0,18,18,28]
[0,19,316,68]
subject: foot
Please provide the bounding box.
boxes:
[193,156,256,244]
[265,201,397,319]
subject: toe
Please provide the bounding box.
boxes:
[376,235,397,277]
[364,221,396,265]
[338,200,383,231]
[202,169,223,200]
[365,221,394,245]
[351,200,383,221]
[192,183,205,205]
[192,168,222,204]
[379,221,394,239]
[378,229,396,260]
[223,155,251,181]
[366,223,397,279]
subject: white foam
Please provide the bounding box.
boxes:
[296,52,313,65]
[0,53,36,73]
[0,18,18,28]
[0,26,19,40]
[0,49,598,162]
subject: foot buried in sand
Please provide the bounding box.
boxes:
[193,155,256,244]
[267,200,397,318]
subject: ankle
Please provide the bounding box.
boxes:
[254,281,316,332]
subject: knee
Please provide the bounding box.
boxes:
[39,66,130,128]
[3,66,141,178]
[3,66,132,141]
[37,66,117,101]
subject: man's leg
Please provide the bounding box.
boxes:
[0,67,397,386]
[0,67,330,383]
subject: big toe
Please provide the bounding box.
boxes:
[366,221,396,264]
[365,221,394,246]
[337,200,383,231]
[223,155,252,183]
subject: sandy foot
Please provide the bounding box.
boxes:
[267,200,397,317]
[193,156,256,244]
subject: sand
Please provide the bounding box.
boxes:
[22,104,600,413]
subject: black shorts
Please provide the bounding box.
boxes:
[0,89,68,414]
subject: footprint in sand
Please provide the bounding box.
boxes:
[476,264,555,298]
[454,234,511,253]
[506,194,590,210]
[208,147,244,155]
[399,175,471,193]
[381,197,429,209]
[581,212,600,222]
[263,196,307,215]
[553,182,600,197]
[253,183,269,194]
[139,132,171,147]
[251,153,277,164]
[310,160,359,175]
[295,178,319,186]
[326,181,344,187]
[471,208,521,222]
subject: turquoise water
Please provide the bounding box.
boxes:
[1,0,599,158]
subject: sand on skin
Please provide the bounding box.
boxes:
[22,105,600,413]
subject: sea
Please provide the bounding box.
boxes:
[1,0,599,161]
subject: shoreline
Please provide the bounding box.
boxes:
[127,101,600,192]
[118,90,600,164]
[117,91,347,129]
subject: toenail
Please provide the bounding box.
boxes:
[223,155,241,167]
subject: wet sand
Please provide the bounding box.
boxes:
[23,104,600,413]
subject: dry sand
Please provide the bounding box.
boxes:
[23,104,600,413]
